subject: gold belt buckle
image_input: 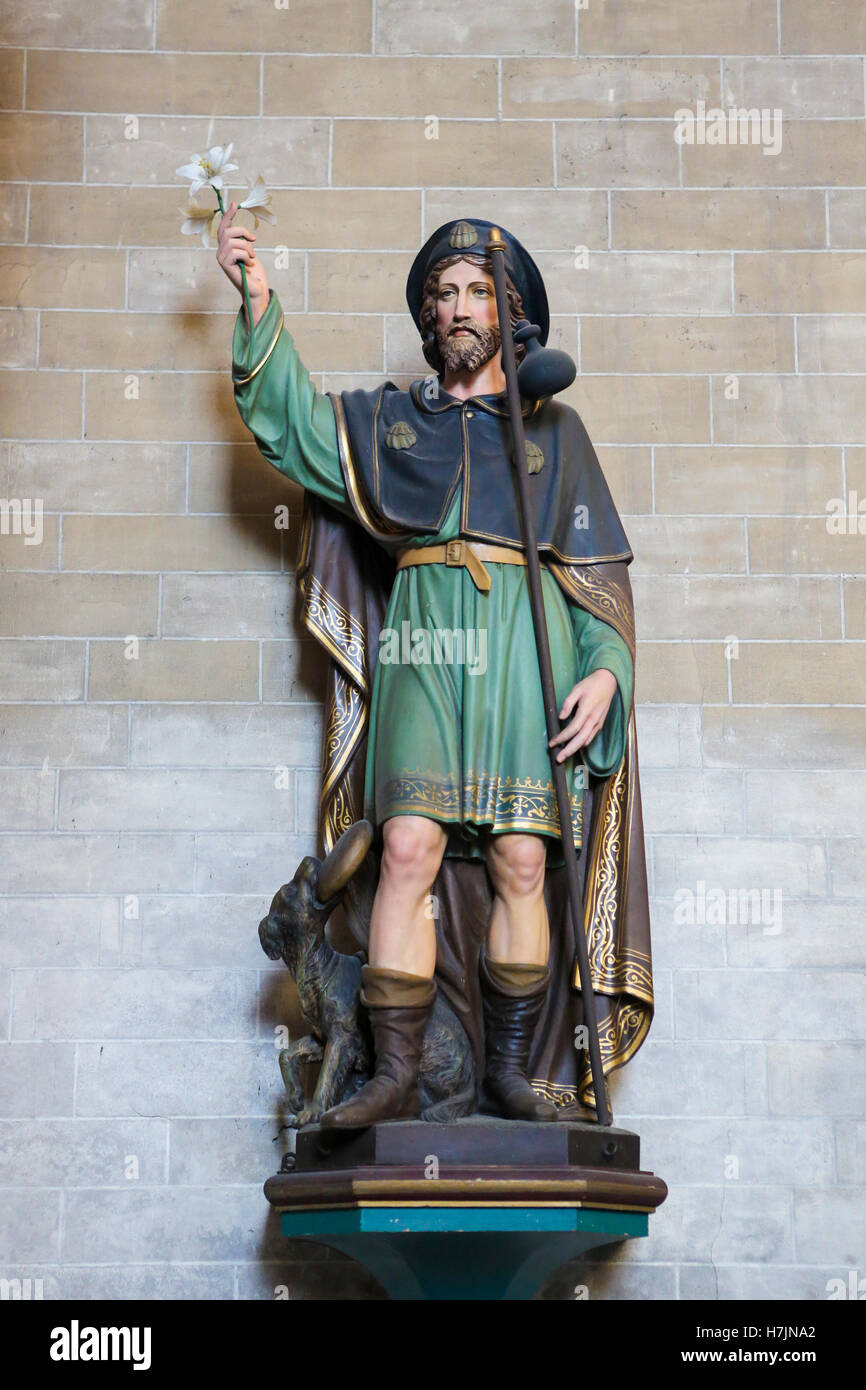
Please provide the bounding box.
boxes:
[445,539,464,566]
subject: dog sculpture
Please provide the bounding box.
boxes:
[258,820,476,1127]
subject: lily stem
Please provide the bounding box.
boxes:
[216,188,255,372]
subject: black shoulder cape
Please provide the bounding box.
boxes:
[329,376,633,566]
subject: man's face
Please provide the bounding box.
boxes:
[434,259,501,375]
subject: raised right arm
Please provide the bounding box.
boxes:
[231,289,352,515]
[218,199,352,516]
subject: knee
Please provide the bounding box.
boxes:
[487,835,546,901]
[380,817,444,890]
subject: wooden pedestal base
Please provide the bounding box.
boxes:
[264,1117,667,1300]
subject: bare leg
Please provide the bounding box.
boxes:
[479,830,556,1121]
[319,814,448,1131]
[482,831,549,964]
[368,814,449,977]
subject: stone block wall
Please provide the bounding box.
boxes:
[1,0,863,1299]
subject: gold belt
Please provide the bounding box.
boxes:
[395,539,527,593]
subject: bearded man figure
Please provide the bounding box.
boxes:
[219,213,654,1132]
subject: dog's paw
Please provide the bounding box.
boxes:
[295,1104,323,1129]
[282,1104,321,1130]
[282,1088,306,1116]
[277,1054,305,1112]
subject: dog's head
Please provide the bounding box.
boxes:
[257,856,321,962]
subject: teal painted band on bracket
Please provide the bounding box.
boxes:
[281,1207,648,1238]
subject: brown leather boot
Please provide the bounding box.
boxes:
[319,965,436,1131]
[480,953,558,1122]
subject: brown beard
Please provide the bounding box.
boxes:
[436,320,501,376]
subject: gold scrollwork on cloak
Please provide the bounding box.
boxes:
[323,751,359,853]
[318,671,367,855]
[578,714,653,1005]
[300,571,367,693]
[562,706,653,1111]
[585,742,627,990]
[321,671,365,797]
[577,1001,653,1110]
[296,494,371,855]
[529,1078,579,1110]
[297,493,368,691]
[550,562,635,656]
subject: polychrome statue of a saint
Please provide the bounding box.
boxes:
[217,209,653,1131]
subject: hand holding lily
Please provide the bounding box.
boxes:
[215,201,270,329]
[176,142,276,364]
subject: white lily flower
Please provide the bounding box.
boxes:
[179,200,222,248]
[175,142,239,197]
[238,174,276,228]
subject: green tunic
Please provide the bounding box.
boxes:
[232,290,634,864]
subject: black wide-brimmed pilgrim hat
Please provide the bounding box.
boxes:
[406,217,550,346]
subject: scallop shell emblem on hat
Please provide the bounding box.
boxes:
[448,221,479,249]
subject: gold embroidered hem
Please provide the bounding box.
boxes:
[374,765,583,846]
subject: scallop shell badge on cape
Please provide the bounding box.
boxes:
[385,421,418,450]
[524,441,545,474]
